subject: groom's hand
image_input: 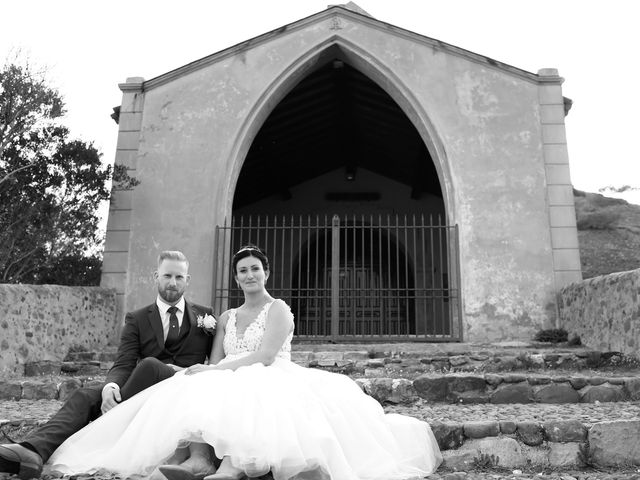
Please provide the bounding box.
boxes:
[101,384,121,414]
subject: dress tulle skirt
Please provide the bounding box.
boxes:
[48,357,442,480]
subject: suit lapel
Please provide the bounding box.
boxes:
[148,304,165,349]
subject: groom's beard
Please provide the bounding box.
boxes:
[159,287,183,303]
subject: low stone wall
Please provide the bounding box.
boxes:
[558,269,640,355]
[0,285,118,376]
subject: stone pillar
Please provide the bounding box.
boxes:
[101,77,145,327]
[538,68,582,292]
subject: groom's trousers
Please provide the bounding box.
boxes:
[23,358,176,462]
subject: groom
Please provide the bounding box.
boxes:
[0,250,215,479]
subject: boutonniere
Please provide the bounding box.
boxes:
[197,314,217,335]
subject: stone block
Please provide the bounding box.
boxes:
[624,377,640,400]
[542,124,567,144]
[83,379,104,390]
[451,390,490,404]
[545,164,571,184]
[312,351,344,366]
[102,252,129,274]
[548,442,583,468]
[540,104,565,124]
[543,420,587,442]
[0,381,22,400]
[503,373,527,383]
[389,378,416,404]
[550,227,579,249]
[549,206,578,228]
[528,375,551,385]
[448,375,486,393]
[363,368,385,377]
[431,422,465,450]
[484,373,502,386]
[105,209,132,232]
[580,384,625,403]
[441,450,476,470]
[290,351,311,364]
[500,420,517,434]
[109,188,134,210]
[520,444,549,467]
[363,378,392,403]
[464,421,499,439]
[589,420,640,466]
[103,230,132,254]
[534,383,580,403]
[547,185,574,206]
[343,351,369,361]
[22,381,58,400]
[538,84,563,105]
[490,382,533,404]
[459,437,526,468]
[366,358,385,368]
[24,360,62,376]
[413,375,448,402]
[552,249,581,271]
[115,130,141,151]
[543,143,569,165]
[517,421,544,446]
[569,376,588,389]
[587,376,607,385]
[449,355,468,366]
[118,87,144,113]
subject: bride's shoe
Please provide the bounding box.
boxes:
[202,462,244,480]
[159,465,217,480]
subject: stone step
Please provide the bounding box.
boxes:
[2,400,639,471]
[4,370,640,405]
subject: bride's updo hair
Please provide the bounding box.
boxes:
[232,244,270,274]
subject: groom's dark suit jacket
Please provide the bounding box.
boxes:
[106,300,214,387]
[25,299,214,462]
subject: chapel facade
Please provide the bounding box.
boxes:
[102,4,581,342]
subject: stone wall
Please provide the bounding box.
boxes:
[0,285,119,376]
[558,269,640,354]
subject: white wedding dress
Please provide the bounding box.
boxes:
[48,300,442,479]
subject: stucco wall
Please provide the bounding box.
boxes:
[0,285,118,375]
[558,269,640,354]
[104,8,578,342]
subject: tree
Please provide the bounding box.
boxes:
[0,58,125,285]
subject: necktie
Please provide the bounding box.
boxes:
[165,306,180,348]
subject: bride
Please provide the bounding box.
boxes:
[48,246,442,480]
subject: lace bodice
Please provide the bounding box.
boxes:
[223,299,293,361]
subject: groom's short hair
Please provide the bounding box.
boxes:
[157,250,189,269]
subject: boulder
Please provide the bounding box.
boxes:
[517,421,544,446]
[431,422,465,450]
[548,442,583,468]
[580,384,624,403]
[589,420,640,466]
[413,375,448,402]
[534,383,580,403]
[463,421,499,439]
[543,420,587,442]
[490,382,533,404]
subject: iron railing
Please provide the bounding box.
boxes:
[213,214,462,341]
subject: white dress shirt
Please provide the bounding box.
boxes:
[156,296,186,341]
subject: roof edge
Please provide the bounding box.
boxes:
[140,6,551,93]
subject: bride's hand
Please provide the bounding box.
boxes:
[184,364,215,375]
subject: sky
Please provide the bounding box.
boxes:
[2,0,639,204]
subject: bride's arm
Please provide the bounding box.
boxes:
[190,300,293,373]
[208,311,229,365]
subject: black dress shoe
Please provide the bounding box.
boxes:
[0,444,43,479]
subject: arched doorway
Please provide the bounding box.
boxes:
[214,53,461,341]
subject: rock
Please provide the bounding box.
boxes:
[343,351,369,361]
[569,376,589,389]
[0,381,22,400]
[528,375,552,385]
[463,421,500,439]
[413,375,448,402]
[533,383,580,403]
[484,374,503,386]
[588,376,607,386]
[503,373,527,383]
[442,473,468,480]
[589,420,640,466]
[490,382,533,404]
[290,351,311,364]
[580,384,624,403]
[548,442,583,467]
[458,437,526,468]
[543,420,587,442]
[449,355,469,366]
[366,359,385,368]
[500,420,517,434]
[517,421,544,446]
[441,450,476,470]
[312,351,343,366]
[83,379,104,390]
[362,378,392,403]
[363,368,386,377]
[624,377,640,400]
[448,375,486,393]
[24,360,62,376]
[520,443,549,467]
[388,378,416,404]
[21,381,58,400]
[470,354,489,361]
[59,378,82,400]
[431,422,465,450]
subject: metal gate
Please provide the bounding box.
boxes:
[213,214,462,341]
